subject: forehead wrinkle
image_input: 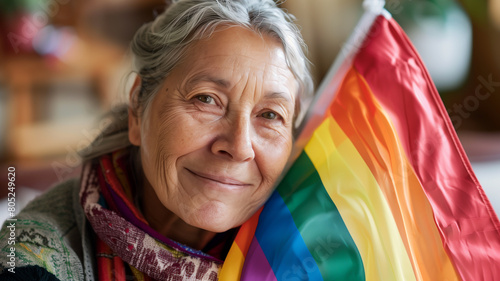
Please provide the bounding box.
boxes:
[226,67,294,110]
[233,71,258,105]
[197,53,289,74]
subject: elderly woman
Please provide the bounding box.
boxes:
[0,0,312,280]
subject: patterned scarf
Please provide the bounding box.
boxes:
[80,148,223,280]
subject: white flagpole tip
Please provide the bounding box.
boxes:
[363,0,385,12]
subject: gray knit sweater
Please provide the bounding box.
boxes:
[0,179,96,280]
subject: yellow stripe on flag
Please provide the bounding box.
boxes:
[305,117,417,281]
[219,243,245,280]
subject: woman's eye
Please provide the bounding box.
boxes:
[196,95,215,104]
[261,111,278,120]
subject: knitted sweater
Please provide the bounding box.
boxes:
[0,179,96,280]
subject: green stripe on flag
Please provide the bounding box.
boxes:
[276,151,365,281]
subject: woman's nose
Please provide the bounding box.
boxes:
[211,116,255,162]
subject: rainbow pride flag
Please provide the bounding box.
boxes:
[219,6,500,281]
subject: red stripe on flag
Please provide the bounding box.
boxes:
[353,16,500,280]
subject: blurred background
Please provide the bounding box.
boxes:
[0,0,499,220]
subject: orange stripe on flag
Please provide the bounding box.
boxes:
[235,207,262,256]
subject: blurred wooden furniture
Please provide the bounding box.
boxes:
[0,0,166,162]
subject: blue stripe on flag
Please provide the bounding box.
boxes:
[255,191,324,281]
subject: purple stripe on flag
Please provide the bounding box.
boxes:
[240,237,277,281]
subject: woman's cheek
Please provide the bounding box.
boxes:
[256,133,292,181]
[256,126,293,156]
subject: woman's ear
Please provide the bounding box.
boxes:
[129,75,142,146]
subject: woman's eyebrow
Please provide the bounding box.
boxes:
[185,74,231,90]
[264,91,293,104]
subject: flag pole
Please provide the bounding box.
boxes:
[290,0,388,161]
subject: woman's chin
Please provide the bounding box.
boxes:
[185,204,245,233]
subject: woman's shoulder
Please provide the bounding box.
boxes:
[0,178,88,281]
[19,178,80,226]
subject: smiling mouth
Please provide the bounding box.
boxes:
[186,168,250,187]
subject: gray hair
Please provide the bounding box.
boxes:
[131,0,313,117]
[81,0,313,160]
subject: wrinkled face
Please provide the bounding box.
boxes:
[129,26,297,232]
